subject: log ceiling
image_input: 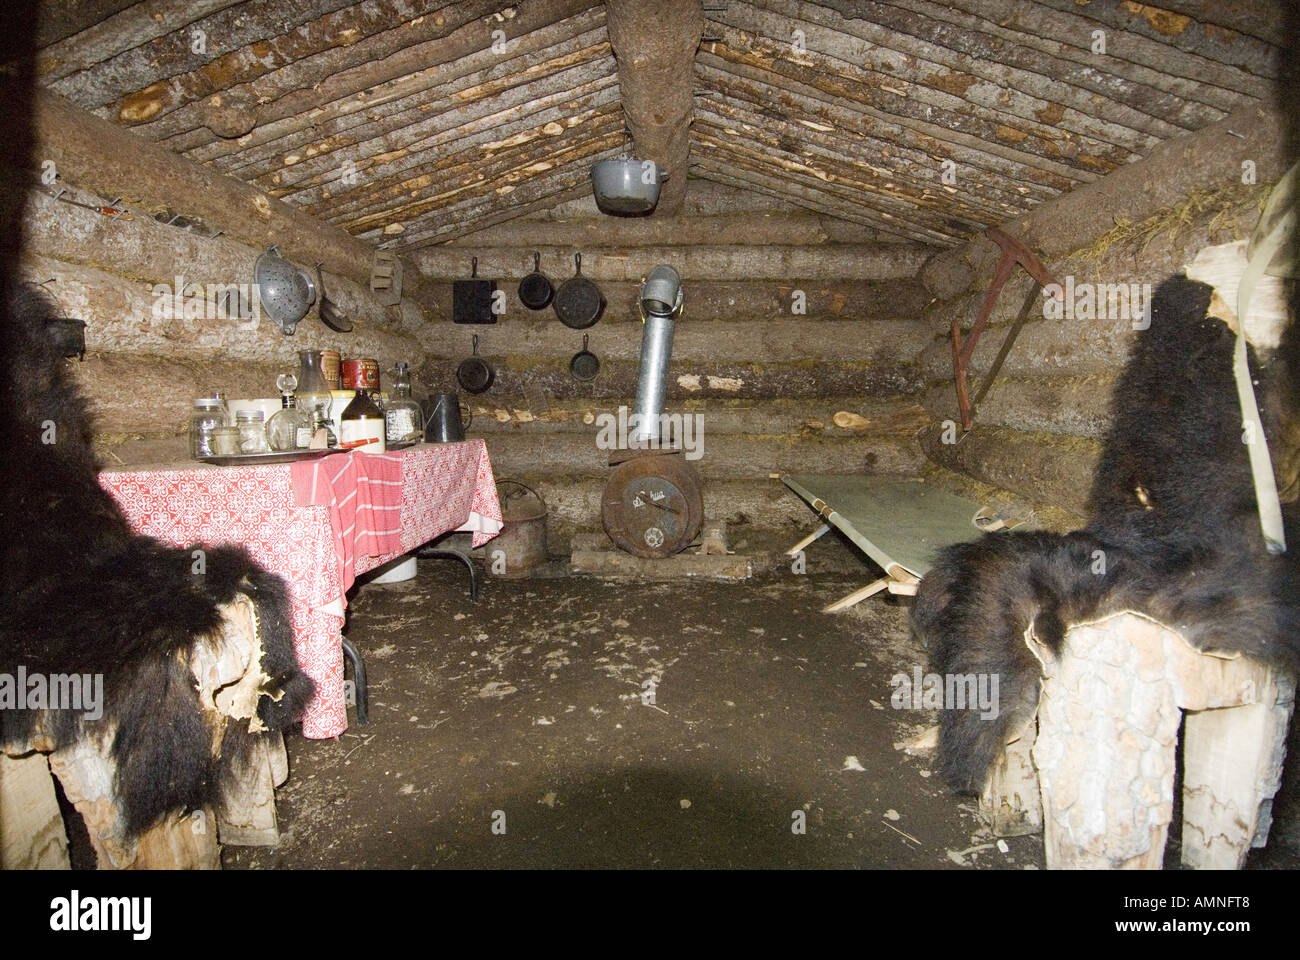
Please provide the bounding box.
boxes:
[33,0,1285,250]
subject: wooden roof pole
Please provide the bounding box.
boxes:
[604,0,704,217]
[29,89,439,320]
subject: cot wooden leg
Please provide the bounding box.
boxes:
[786,523,830,557]
[1181,670,1295,869]
[822,576,890,613]
[0,751,70,869]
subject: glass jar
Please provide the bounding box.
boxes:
[210,426,241,457]
[236,409,270,454]
[384,362,423,444]
[190,397,227,458]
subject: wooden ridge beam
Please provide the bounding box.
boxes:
[604,0,704,216]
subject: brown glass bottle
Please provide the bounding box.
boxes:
[339,387,387,452]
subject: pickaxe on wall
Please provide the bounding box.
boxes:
[951,227,1063,432]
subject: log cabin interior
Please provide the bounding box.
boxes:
[0,0,1298,880]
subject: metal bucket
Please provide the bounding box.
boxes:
[486,480,547,578]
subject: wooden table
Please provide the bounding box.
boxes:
[99,441,502,739]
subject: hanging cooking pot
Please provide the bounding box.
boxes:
[569,334,600,382]
[591,156,671,214]
[453,256,497,324]
[553,252,603,329]
[518,251,554,311]
[456,334,494,394]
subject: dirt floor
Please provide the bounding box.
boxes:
[223,547,1300,870]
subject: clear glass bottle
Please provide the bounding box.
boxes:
[267,373,313,451]
[384,362,423,444]
[340,386,386,453]
[190,397,227,458]
[236,409,270,454]
[296,349,335,445]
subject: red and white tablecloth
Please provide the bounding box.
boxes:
[99,441,502,739]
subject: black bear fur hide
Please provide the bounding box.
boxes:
[0,283,314,838]
[913,275,1300,794]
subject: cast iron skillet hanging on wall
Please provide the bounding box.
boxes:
[570,334,600,381]
[456,335,494,394]
[518,252,553,310]
[553,253,603,329]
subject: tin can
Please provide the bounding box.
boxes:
[320,349,341,389]
[341,358,380,390]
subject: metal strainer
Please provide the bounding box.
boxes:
[254,245,316,335]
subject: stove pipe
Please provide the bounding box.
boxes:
[630,265,684,446]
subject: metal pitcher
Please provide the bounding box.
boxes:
[423,392,470,443]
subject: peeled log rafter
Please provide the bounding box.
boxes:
[182,6,609,167]
[695,54,1075,196]
[380,159,624,249]
[920,104,1287,298]
[604,0,705,216]
[319,108,625,226]
[31,90,438,320]
[342,131,627,236]
[377,181,594,248]
[413,243,929,281]
[258,53,618,201]
[689,162,944,246]
[693,94,1032,221]
[702,29,1115,180]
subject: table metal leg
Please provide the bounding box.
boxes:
[340,636,368,725]
[416,547,480,601]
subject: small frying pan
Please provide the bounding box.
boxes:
[315,262,353,332]
[456,335,494,394]
[570,334,600,382]
[518,251,553,311]
[553,253,603,329]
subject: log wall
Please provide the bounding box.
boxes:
[915,183,1270,523]
[415,187,934,550]
[23,184,426,464]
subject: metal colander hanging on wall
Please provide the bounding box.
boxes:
[254,245,317,335]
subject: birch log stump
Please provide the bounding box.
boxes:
[0,751,70,869]
[1,593,290,868]
[1029,611,1291,870]
[979,725,1043,839]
